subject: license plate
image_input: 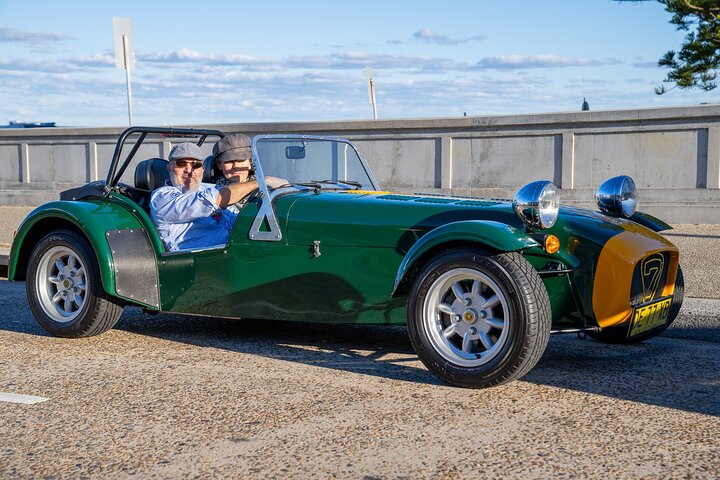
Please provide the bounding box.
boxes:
[628,296,672,338]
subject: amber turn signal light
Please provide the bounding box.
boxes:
[545,235,561,254]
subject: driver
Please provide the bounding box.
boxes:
[150,142,284,251]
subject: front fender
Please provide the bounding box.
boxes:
[629,211,672,233]
[9,200,151,299]
[391,220,539,296]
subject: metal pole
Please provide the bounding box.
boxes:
[369,77,378,120]
[122,34,133,126]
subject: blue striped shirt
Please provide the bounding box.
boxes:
[150,183,238,251]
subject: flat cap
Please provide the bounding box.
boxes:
[168,142,205,162]
[213,134,252,163]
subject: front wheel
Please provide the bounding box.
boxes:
[407,249,551,388]
[26,230,124,338]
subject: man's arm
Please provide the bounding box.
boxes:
[215,176,287,208]
[151,186,218,224]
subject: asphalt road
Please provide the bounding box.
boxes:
[1,278,718,479]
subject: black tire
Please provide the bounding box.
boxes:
[26,230,124,338]
[407,249,551,388]
[589,266,684,344]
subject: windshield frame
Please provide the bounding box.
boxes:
[247,134,380,242]
[251,134,379,192]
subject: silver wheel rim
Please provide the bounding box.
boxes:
[422,268,510,367]
[35,246,88,323]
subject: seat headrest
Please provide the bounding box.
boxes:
[135,158,170,191]
[202,155,222,184]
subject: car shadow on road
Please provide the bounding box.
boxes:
[115,307,445,387]
[523,334,720,417]
[2,276,717,416]
[114,309,719,417]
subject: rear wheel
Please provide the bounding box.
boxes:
[407,249,551,388]
[589,266,684,344]
[26,230,124,338]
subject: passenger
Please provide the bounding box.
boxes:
[213,133,255,188]
[150,142,284,251]
[212,134,255,214]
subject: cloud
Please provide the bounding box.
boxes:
[476,55,622,70]
[139,48,262,66]
[70,53,116,68]
[0,54,116,74]
[132,48,470,72]
[0,25,75,44]
[632,60,659,68]
[413,28,485,46]
[2,38,682,127]
[285,51,469,71]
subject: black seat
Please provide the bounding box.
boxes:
[135,158,170,191]
[202,155,222,184]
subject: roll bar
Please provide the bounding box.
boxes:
[105,126,225,189]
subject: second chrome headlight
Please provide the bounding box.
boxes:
[596,175,637,218]
[513,180,560,229]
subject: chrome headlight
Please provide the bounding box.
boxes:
[596,175,637,218]
[512,180,560,229]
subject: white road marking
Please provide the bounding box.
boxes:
[0,392,49,404]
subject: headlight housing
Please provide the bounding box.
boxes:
[512,180,560,229]
[595,175,637,218]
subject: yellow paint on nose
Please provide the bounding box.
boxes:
[592,228,678,328]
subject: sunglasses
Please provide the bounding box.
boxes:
[173,160,204,170]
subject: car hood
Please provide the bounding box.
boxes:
[277,189,669,252]
[280,191,529,250]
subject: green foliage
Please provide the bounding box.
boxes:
[657,0,720,92]
[622,0,720,93]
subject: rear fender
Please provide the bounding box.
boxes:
[391,220,539,296]
[9,200,159,307]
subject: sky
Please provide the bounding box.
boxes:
[0,0,718,127]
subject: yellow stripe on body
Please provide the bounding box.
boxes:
[342,190,391,195]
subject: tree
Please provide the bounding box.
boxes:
[622,0,720,93]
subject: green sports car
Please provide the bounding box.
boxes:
[8,127,684,388]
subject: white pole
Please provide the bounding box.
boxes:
[366,67,378,120]
[369,77,378,120]
[122,34,133,126]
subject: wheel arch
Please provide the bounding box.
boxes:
[9,201,147,300]
[391,220,539,298]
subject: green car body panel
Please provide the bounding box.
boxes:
[10,185,678,328]
[156,191,550,324]
[9,183,678,329]
[9,193,163,306]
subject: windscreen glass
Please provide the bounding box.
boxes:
[255,138,375,189]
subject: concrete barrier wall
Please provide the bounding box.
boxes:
[1,105,719,223]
